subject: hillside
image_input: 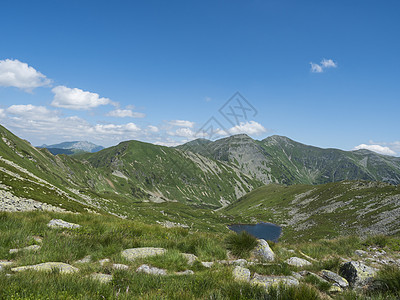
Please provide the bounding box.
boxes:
[178,134,400,185]
[223,181,400,241]
[0,125,261,213]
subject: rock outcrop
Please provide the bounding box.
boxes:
[11,262,78,274]
[339,261,377,288]
[47,219,81,229]
[251,239,275,261]
[121,247,166,261]
[286,257,311,267]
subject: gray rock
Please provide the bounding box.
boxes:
[232,266,251,282]
[291,271,303,280]
[11,262,78,274]
[175,270,194,275]
[251,239,275,261]
[98,258,110,266]
[136,264,167,276]
[355,250,368,257]
[201,261,214,268]
[322,269,349,288]
[112,263,129,270]
[91,273,113,283]
[328,284,343,293]
[251,273,299,289]
[75,255,92,264]
[47,219,80,229]
[0,260,14,267]
[9,244,41,254]
[182,253,197,265]
[339,261,377,288]
[231,259,248,267]
[286,257,311,267]
[121,247,166,261]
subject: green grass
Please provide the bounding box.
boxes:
[226,231,258,259]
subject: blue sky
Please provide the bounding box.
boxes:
[0,0,399,155]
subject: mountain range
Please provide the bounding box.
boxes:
[39,141,104,155]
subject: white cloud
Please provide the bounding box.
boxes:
[6,104,58,121]
[0,59,51,91]
[310,62,323,73]
[310,58,337,73]
[91,123,140,135]
[51,85,112,110]
[228,121,267,136]
[169,120,195,128]
[321,58,337,68]
[174,127,195,138]
[0,108,5,118]
[147,125,159,132]
[354,144,396,156]
[107,109,145,118]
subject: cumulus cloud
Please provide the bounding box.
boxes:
[6,104,58,121]
[0,59,51,91]
[169,120,195,128]
[321,58,337,68]
[354,144,396,156]
[310,58,337,73]
[147,125,159,132]
[51,86,113,110]
[228,121,267,136]
[107,109,145,118]
[310,63,323,73]
[0,108,5,118]
[174,127,195,138]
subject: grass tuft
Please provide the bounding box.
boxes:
[225,231,258,258]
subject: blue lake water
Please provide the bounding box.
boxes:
[228,223,282,242]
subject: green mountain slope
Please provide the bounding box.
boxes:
[76,139,261,207]
[223,180,400,241]
[178,134,400,185]
[0,125,261,213]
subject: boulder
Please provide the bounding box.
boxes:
[121,247,166,261]
[98,258,110,266]
[47,219,80,229]
[322,269,349,288]
[11,262,78,274]
[251,274,299,289]
[339,261,377,288]
[328,284,343,293]
[182,253,197,265]
[231,259,248,267]
[91,273,112,283]
[251,239,275,261]
[286,257,311,267]
[136,264,167,276]
[232,266,251,282]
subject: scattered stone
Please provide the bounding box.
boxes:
[136,264,167,276]
[91,273,113,283]
[175,270,194,275]
[201,262,214,268]
[75,255,92,264]
[9,244,41,254]
[121,247,166,261]
[99,258,110,266]
[113,263,129,270]
[339,261,377,288]
[0,260,14,267]
[32,236,43,243]
[328,284,343,293]
[286,257,311,267]
[231,259,248,267]
[251,274,299,289]
[156,220,189,229]
[47,219,80,229]
[11,262,78,274]
[251,239,275,261]
[322,269,349,288]
[291,271,303,280]
[355,250,368,257]
[232,266,251,282]
[182,253,197,265]
[301,271,329,284]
